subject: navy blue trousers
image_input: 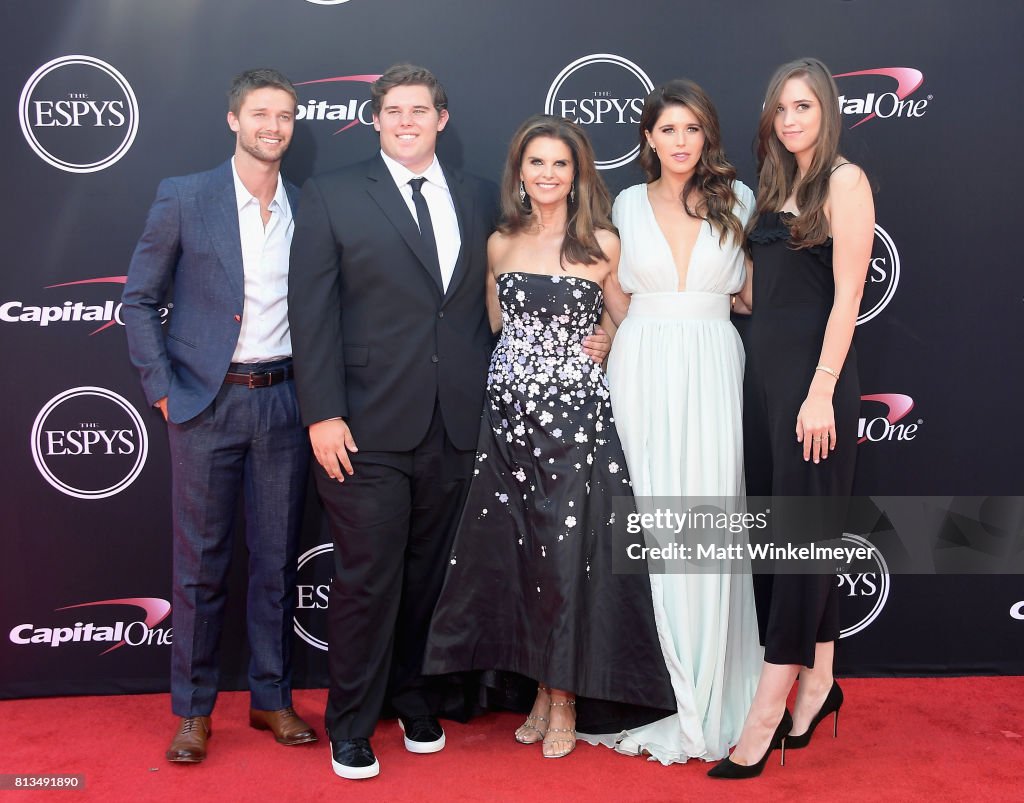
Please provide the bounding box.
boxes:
[166,365,309,716]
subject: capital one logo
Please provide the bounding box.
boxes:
[30,387,149,500]
[857,224,900,325]
[859,393,921,445]
[304,0,352,4]
[0,275,169,336]
[833,67,930,129]
[9,597,171,654]
[838,534,890,638]
[293,543,333,651]
[545,54,654,170]
[294,74,381,134]
[19,55,139,173]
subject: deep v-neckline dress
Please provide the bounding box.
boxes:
[586,182,762,763]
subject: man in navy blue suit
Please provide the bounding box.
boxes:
[122,68,317,763]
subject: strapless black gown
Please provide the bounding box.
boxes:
[423,271,675,730]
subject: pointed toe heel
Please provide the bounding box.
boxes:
[707,709,792,780]
[787,680,844,750]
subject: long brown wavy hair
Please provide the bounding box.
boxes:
[750,57,843,248]
[638,79,743,246]
[498,114,614,267]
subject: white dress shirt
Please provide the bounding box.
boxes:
[230,157,294,363]
[379,150,462,291]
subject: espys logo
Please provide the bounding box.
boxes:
[833,68,930,128]
[858,393,921,445]
[9,597,171,654]
[838,534,890,638]
[0,276,170,336]
[545,54,654,170]
[31,387,149,500]
[858,224,900,325]
[293,543,333,651]
[294,74,381,134]
[19,55,139,173]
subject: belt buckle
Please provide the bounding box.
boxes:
[248,372,258,389]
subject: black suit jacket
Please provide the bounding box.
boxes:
[288,155,498,452]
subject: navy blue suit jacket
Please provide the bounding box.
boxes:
[122,159,299,424]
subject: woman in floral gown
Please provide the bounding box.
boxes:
[424,115,674,759]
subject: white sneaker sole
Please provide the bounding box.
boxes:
[398,719,446,754]
[331,756,380,779]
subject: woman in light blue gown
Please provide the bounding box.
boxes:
[580,79,762,763]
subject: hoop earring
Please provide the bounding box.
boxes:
[519,180,526,204]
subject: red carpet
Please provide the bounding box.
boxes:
[1,678,1021,801]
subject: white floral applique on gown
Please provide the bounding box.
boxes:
[423,271,676,729]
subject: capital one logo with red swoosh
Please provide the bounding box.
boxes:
[833,68,930,128]
[294,73,381,133]
[858,393,922,444]
[1,275,171,336]
[9,597,171,654]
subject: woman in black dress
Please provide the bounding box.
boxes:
[709,58,875,779]
[423,115,674,758]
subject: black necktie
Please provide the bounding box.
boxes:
[409,177,443,290]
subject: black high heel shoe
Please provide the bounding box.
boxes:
[787,680,843,749]
[707,709,793,780]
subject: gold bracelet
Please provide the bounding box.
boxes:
[815,364,840,380]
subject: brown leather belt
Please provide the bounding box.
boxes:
[223,364,294,388]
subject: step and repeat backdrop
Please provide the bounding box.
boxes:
[3,0,1022,698]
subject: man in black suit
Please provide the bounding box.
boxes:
[288,64,496,780]
[289,64,609,779]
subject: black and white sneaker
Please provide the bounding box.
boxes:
[331,737,380,779]
[398,715,446,754]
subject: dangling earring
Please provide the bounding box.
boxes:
[650,143,656,154]
[519,180,526,204]
[570,184,576,204]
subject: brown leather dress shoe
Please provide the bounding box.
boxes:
[166,716,211,763]
[249,706,318,745]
